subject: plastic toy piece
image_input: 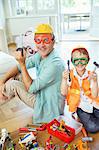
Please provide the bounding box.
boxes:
[30,147,44,150]
[0,128,9,150]
[63,143,68,149]
[36,124,47,131]
[75,139,89,150]
[26,140,38,149]
[19,132,36,144]
[82,137,93,142]
[50,124,58,131]
[59,120,66,131]
[5,137,16,150]
[64,140,89,150]
[59,120,72,136]
[19,127,37,132]
[45,136,56,150]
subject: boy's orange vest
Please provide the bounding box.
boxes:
[67,70,99,112]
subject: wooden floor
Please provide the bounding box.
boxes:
[0,97,33,132]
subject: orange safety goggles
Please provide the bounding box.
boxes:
[34,35,54,44]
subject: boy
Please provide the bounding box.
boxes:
[61,46,99,133]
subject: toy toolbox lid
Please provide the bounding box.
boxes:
[46,119,75,143]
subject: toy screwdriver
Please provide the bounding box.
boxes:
[19,127,37,132]
[19,124,47,132]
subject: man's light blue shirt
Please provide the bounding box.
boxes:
[17,49,65,123]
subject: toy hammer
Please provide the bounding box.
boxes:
[93,61,99,68]
[16,47,24,56]
[67,60,71,82]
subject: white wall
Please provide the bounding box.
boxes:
[0,0,8,53]
[6,16,50,36]
[0,0,5,27]
[6,15,58,43]
[90,5,99,38]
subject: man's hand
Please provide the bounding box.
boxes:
[13,49,32,91]
[13,49,26,66]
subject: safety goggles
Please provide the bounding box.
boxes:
[34,35,53,44]
[72,57,88,66]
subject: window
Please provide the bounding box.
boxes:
[60,0,91,38]
[9,0,57,16]
[10,0,36,16]
[93,0,99,5]
[37,0,57,14]
[16,0,34,15]
[60,0,91,13]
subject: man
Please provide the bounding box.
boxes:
[0,24,65,123]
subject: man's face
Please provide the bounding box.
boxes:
[72,51,89,72]
[34,33,55,58]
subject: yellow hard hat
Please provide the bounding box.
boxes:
[34,24,53,34]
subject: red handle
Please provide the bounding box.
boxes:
[36,124,47,131]
[19,127,36,132]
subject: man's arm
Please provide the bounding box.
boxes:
[20,64,33,91]
[14,50,33,91]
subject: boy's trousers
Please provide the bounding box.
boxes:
[77,108,99,133]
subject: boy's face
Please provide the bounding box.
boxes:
[72,51,89,72]
[34,33,55,58]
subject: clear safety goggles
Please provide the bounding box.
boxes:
[72,57,88,66]
[34,35,54,44]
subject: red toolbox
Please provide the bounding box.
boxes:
[47,119,75,143]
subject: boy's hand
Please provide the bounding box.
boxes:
[62,70,69,80]
[89,72,97,82]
